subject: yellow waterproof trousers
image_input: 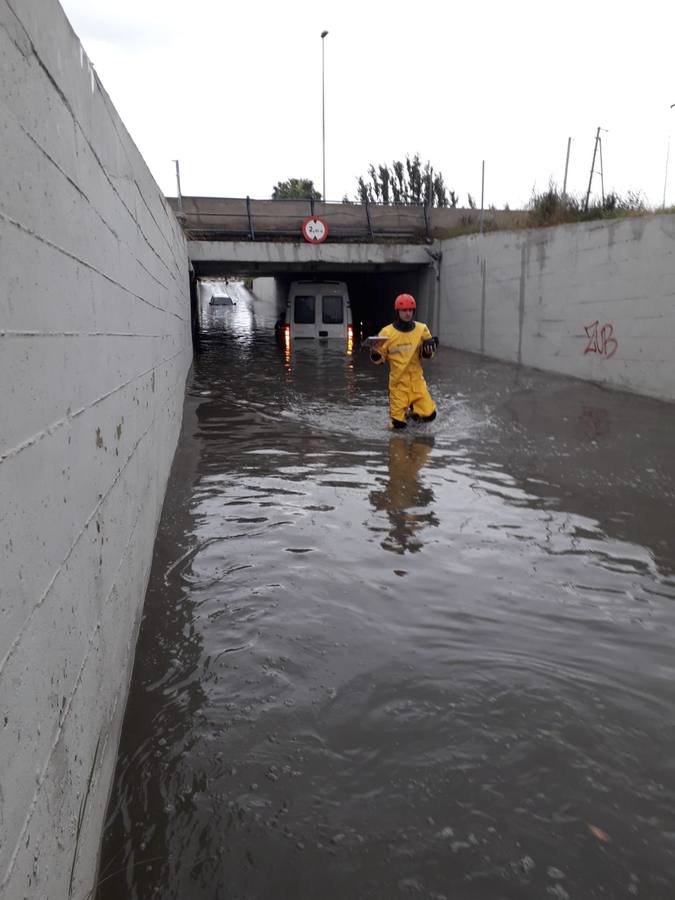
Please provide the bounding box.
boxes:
[371,320,437,426]
[389,368,436,424]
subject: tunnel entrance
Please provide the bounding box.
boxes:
[270,270,431,341]
[193,264,436,344]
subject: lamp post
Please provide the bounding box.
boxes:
[321,30,328,204]
[562,137,572,204]
[172,159,183,213]
[663,103,675,210]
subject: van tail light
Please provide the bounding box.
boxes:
[283,324,291,350]
[346,324,354,354]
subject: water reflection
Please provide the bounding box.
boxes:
[279,335,354,379]
[578,403,612,442]
[369,436,438,554]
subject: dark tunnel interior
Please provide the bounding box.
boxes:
[275,271,426,338]
[194,268,432,342]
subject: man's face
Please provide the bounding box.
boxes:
[398,308,414,322]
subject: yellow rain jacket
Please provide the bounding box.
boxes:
[371,321,436,425]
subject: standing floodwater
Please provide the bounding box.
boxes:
[96,285,675,899]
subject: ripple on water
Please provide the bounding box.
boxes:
[99,291,675,900]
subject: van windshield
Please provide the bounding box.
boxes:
[294,296,316,324]
[322,295,344,324]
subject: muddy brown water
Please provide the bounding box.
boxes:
[96,285,675,899]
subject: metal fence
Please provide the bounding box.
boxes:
[166,196,516,243]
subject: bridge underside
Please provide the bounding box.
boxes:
[188,239,436,277]
[189,240,440,334]
[192,259,425,277]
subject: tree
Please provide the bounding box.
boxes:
[353,154,456,207]
[356,176,371,204]
[272,178,321,200]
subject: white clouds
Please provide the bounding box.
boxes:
[59,0,675,208]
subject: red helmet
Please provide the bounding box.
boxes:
[394,293,416,310]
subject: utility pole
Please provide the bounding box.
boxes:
[562,137,572,203]
[663,141,671,210]
[321,31,328,204]
[173,159,183,213]
[479,160,485,234]
[584,127,606,211]
[663,103,675,209]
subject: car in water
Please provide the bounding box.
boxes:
[210,293,234,306]
[279,281,353,344]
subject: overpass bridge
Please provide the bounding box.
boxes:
[165,195,491,244]
[169,196,450,335]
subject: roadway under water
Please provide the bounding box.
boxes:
[97,284,675,899]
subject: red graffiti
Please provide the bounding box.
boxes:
[584,321,618,359]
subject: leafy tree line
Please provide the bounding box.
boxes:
[354,154,457,207]
[271,178,322,200]
[271,155,458,207]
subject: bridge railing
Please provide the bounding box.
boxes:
[166,196,515,243]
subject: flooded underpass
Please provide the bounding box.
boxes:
[97,283,675,900]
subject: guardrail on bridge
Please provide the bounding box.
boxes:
[166,196,517,243]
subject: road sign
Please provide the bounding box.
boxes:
[301,216,329,244]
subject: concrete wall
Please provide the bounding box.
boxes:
[251,276,285,312]
[438,215,675,402]
[190,238,433,275]
[0,2,192,898]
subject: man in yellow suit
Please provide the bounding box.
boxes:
[369,293,438,430]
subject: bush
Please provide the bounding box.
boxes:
[527,181,648,227]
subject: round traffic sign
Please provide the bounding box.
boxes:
[301,216,329,244]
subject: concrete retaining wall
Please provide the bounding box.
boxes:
[251,276,285,311]
[438,215,675,402]
[0,2,192,897]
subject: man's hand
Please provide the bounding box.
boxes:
[421,336,439,358]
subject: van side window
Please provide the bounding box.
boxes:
[322,295,344,324]
[294,296,316,324]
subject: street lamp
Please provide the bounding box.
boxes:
[663,103,675,210]
[321,30,328,204]
[172,159,182,213]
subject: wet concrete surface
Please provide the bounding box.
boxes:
[96,285,675,899]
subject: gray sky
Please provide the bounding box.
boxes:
[59,0,675,209]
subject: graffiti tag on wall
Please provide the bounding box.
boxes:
[584,321,618,359]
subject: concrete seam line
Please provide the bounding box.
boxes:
[14,116,90,202]
[15,115,185,293]
[0,210,187,320]
[12,115,183,293]
[0,331,165,338]
[0,409,159,676]
[0,491,148,891]
[5,0,185,281]
[68,733,102,898]
[93,86,188,276]
[0,347,189,465]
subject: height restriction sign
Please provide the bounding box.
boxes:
[301,216,329,243]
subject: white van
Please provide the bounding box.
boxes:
[283,280,353,342]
